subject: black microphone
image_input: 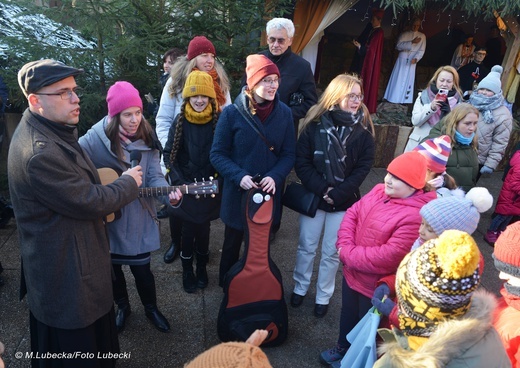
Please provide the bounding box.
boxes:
[130,150,142,168]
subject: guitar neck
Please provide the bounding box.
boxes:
[139,185,186,198]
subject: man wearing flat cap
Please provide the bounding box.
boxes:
[8,59,143,367]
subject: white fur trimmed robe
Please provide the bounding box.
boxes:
[373,290,512,368]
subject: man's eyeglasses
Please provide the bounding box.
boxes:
[34,87,83,100]
[261,78,280,86]
[267,37,287,45]
[345,93,364,102]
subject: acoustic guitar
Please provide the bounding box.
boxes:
[97,167,219,222]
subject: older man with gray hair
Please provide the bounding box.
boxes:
[260,17,318,132]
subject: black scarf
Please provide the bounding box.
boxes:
[313,107,362,186]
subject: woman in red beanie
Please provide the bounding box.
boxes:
[210,54,296,287]
[156,35,231,265]
[320,151,436,365]
[79,81,182,333]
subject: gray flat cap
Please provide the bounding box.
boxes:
[18,59,84,97]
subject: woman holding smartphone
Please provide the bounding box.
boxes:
[404,66,462,152]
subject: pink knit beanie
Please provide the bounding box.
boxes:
[106,81,143,117]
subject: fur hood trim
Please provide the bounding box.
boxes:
[377,290,497,368]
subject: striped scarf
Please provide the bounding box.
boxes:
[313,108,361,186]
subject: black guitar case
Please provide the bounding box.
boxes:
[217,188,288,347]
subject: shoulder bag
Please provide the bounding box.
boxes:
[282,181,319,218]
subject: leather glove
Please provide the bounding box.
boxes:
[480,165,493,174]
[371,283,395,317]
[439,101,451,118]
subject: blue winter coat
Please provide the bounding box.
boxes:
[210,89,296,230]
[79,117,171,255]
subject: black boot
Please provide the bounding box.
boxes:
[163,242,179,263]
[144,304,170,333]
[135,276,170,333]
[114,299,131,333]
[196,252,209,289]
[0,197,14,229]
[181,256,197,293]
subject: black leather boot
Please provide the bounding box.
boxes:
[114,299,131,333]
[163,242,179,263]
[181,256,197,293]
[196,252,209,289]
[135,274,170,332]
[144,304,170,333]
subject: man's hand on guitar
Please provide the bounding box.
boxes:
[168,188,182,206]
[122,166,143,187]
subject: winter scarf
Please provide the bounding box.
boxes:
[313,107,361,185]
[119,124,136,146]
[469,92,504,124]
[423,84,459,127]
[194,67,226,109]
[184,102,213,125]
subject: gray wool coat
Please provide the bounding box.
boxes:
[8,109,138,329]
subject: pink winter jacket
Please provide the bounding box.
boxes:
[496,150,520,216]
[337,183,436,298]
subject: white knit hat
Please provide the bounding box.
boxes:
[477,65,503,95]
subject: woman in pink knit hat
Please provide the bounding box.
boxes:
[79,81,182,334]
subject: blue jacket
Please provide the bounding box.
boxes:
[210,90,296,229]
[80,117,171,255]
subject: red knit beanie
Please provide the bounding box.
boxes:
[387,151,428,189]
[106,81,143,118]
[187,36,216,60]
[245,54,280,90]
[493,222,520,278]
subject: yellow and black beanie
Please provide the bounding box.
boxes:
[182,70,216,99]
[396,230,481,337]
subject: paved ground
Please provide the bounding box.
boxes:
[0,168,504,367]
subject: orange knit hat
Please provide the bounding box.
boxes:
[184,342,272,368]
[387,151,428,189]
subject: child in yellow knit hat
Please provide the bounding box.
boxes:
[373,230,510,368]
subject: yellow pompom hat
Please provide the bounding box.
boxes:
[396,230,481,337]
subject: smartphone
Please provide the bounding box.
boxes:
[435,89,448,102]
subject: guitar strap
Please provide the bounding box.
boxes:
[138,197,160,226]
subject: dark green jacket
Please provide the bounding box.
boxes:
[423,120,479,192]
